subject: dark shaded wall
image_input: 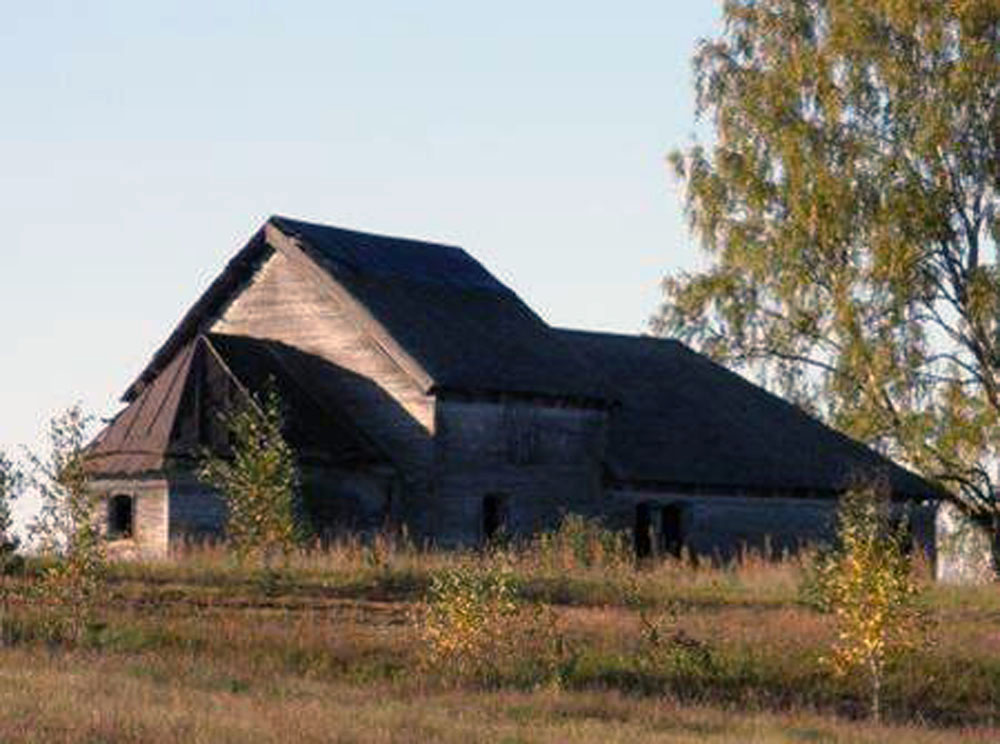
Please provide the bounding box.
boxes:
[427,397,608,545]
[300,463,398,539]
[605,488,937,562]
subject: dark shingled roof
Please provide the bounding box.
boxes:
[560,329,937,497]
[270,216,506,291]
[270,216,610,401]
[105,214,936,498]
[125,216,609,404]
[88,341,198,475]
[88,334,384,477]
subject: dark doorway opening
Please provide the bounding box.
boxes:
[108,494,134,539]
[482,493,509,542]
[635,502,686,559]
[635,502,653,558]
[660,503,684,558]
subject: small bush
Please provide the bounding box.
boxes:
[620,574,714,682]
[634,602,713,679]
[418,560,572,687]
[533,514,631,572]
[814,483,931,722]
[26,405,107,644]
[198,384,308,572]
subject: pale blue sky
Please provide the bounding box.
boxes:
[1,1,721,527]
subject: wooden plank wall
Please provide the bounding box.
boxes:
[604,490,939,562]
[93,477,170,558]
[167,476,227,543]
[431,398,608,544]
[210,251,435,482]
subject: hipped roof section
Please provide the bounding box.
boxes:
[561,330,938,498]
[124,216,611,405]
[87,337,198,475]
[88,333,384,477]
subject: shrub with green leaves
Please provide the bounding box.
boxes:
[534,513,631,572]
[419,561,571,687]
[199,384,307,571]
[815,483,929,722]
[27,405,107,643]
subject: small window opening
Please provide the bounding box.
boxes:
[482,493,510,542]
[108,494,134,539]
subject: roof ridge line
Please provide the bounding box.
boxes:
[270,214,465,253]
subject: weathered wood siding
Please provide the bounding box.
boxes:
[168,476,227,543]
[429,398,608,544]
[606,491,837,558]
[163,467,394,547]
[93,477,170,558]
[210,250,434,482]
[605,490,936,561]
[301,464,397,538]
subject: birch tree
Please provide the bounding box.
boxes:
[659,0,1000,556]
[198,385,306,571]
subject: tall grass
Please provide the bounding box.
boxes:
[110,518,814,610]
[1,517,998,734]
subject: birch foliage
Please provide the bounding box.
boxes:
[0,452,19,550]
[658,0,1000,521]
[817,485,927,722]
[26,405,107,642]
[198,385,305,568]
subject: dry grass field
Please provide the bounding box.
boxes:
[2,528,999,742]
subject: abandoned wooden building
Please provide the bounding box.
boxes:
[86,216,956,570]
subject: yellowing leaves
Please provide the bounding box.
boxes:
[814,483,930,722]
[417,561,569,687]
[661,0,1000,524]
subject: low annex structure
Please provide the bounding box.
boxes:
[87,217,951,569]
